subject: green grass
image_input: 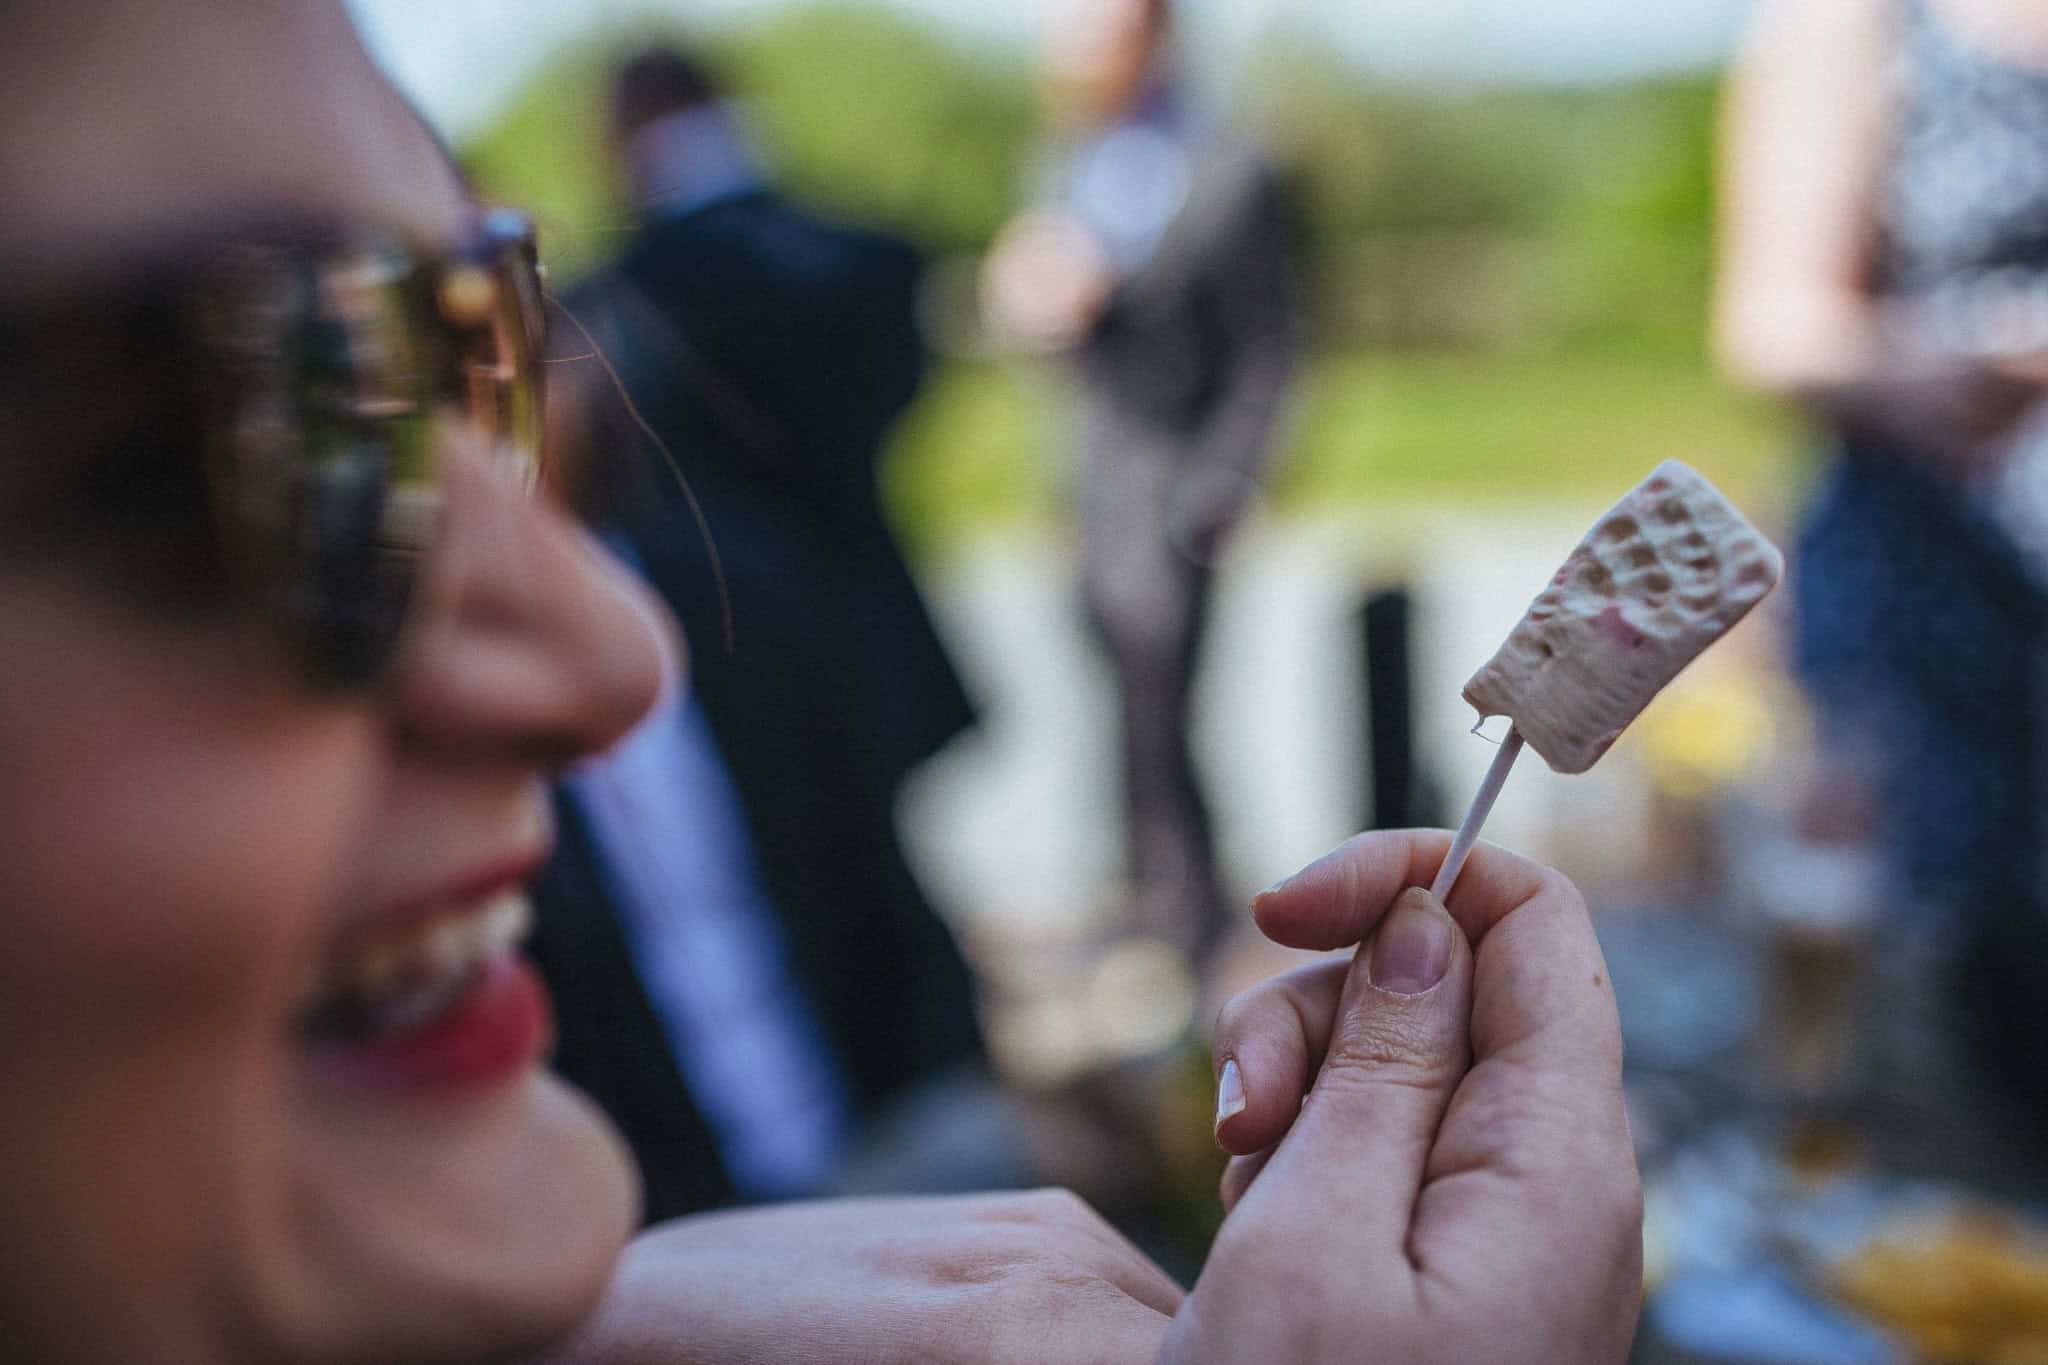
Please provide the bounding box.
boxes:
[1281,349,1798,508]
[883,361,1062,559]
[883,348,1802,557]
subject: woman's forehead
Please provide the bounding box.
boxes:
[0,0,469,306]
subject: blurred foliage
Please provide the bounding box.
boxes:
[463,44,631,278]
[463,4,1034,276]
[1244,45,1722,355]
[730,8,1036,253]
[462,4,1794,557]
[877,351,1794,562]
[1279,350,1790,511]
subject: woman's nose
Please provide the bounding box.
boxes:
[385,430,672,765]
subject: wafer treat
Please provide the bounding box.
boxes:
[1462,460,1782,774]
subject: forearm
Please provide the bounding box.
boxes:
[523,1193,1181,1365]
[1712,0,1893,398]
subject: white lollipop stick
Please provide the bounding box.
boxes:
[1428,727,1525,902]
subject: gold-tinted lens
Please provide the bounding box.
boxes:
[206,230,439,690]
[202,211,545,691]
[443,208,544,486]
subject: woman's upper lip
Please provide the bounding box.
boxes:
[356,848,549,938]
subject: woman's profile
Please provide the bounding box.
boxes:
[0,3,1640,1361]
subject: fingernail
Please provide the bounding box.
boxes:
[1214,1057,1246,1132]
[1368,888,1454,995]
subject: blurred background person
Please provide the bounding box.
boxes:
[531,45,1014,1222]
[983,0,1302,965]
[1714,0,2048,1140]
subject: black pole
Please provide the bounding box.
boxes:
[1363,587,1423,829]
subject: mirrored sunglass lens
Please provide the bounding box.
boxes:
[216,217,546,690]
[290,245,439,687]
[439,224,544,484]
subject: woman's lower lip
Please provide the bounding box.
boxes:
[305,954,552,1093]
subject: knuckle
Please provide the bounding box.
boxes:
[1321,1012,1457,1089]
[1213,975,1316,1063]
[1308,1057,1445,1114]
[924,1243,1020,1289]
[1536,864,1585,908]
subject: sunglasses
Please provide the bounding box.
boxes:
[1,207,548,692]
[199,206,548,689]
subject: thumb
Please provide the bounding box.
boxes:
[1243,887,1474,1259]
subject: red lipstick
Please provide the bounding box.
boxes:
[308,952,553,1093]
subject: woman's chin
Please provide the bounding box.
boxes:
[252,1068,641,1365]
[442,1073,642,1354]
[499,1074,644,1339]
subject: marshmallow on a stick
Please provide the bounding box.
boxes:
[1463,459,1783,773]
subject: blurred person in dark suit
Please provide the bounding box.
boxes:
[530,46,1003,1222]
[985,0,1302,962]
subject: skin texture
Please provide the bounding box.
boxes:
[544,1191,1182,1365]
[0,6,668,1361]
[1167,831,1643,1365]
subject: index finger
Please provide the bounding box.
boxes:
[1251,828,1552,953]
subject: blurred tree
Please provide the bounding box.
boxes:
[462,4,1034,279]
[463,6,1784,540]
[729,6,1035,254]
[1238,38,1721,357]
[462,44,626,279]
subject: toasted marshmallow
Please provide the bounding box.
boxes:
[1462,460,1783,774]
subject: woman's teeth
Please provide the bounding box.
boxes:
[300,891,531,1042]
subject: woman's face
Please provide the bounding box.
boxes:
[0,6,668,1362]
